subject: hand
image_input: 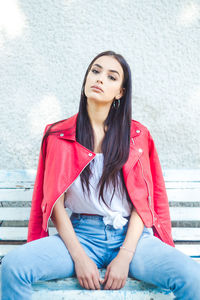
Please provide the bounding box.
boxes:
[74,253,103,290]
[102,252,130,290]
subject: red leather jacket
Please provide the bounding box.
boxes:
[27,113,175,247]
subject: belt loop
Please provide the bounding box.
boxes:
[71,212,81,220]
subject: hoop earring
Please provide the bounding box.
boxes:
[113,98,121,109]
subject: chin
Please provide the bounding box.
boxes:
[86,93,102,101]
[87,98,112,106]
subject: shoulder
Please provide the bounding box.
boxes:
[131,119,150,137]
[44,113,78,134]
[43,115,151,138]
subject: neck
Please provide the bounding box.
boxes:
[87,99,111,130]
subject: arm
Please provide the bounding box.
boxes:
[148,131,174,245]
[103,207,144,290]
[51,194,103,290]
[118,207,144,262]
[27,125,49,243]
[51,194,88,262]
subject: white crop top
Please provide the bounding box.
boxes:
[64,153,133,229]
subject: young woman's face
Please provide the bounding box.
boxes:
[84,55,124,106]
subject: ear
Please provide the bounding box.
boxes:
[116,87,125,100]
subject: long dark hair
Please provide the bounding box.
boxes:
[41,50,132,208]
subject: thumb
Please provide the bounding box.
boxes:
[96,269,103,284]
[99,277,104,284]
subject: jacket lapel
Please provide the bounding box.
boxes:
[122,141,143,176]
[56,112,143,174]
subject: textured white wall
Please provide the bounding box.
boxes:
[0,0,200,169]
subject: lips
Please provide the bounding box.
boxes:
[91,85,104,92]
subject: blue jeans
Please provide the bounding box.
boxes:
[1,213,200,299]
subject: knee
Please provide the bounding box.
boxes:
[183,264,200,291]
[169,261,200,297]
[2,252,16,279]
[2,249,25,281]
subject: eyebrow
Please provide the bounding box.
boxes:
[92,63,120,77]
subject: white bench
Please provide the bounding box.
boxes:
[0,169,200,299]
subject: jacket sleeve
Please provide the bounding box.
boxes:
[148,130,174,246]
[27,124,49,243]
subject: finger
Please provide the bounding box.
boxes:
[104,276,113,290]
[102,274,107,284]
[102,268,109,284]
[95,268,102,284]
[98,274,104,284]
[110,278,119,290]
[120,278,127,289]
[79,278,84,288]
[87,277,96,290]
[83,278,90,290]
[92,274,101,290]
[117,279,123,290]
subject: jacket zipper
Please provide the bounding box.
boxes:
[138,158,155,225]
[131,138,155,225]
[46,155,95,232]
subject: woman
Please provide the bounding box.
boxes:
[2,50,200,299]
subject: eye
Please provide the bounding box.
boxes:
[108,75,116,81]
[91,68,99,74]
[91,68,116,81]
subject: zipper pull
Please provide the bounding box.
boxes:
[148,195,155,224]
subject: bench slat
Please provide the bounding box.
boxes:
[1,207,200,222]
[170,207,200,221]
[167,189,200,203]
[0,169,35,182]
[0,264,175,300]
[1,227,200,242]
[0,189,33,201]
[0,169,200,188]
[3,180,199,189]
[0,208,30,220]
[1,188,200,203]
[175,244,200,257]
[1,244,199,259]
[163,169,200,181]
[172,228,200,241]
[1,169,200,182]
[0,227,57,240]
[165,182,200,189]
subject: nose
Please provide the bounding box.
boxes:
[96,73,104,84]
[97,78,103,84]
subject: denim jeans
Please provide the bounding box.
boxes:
[1,213,200,300]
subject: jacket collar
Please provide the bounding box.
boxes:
[54,113,142,141]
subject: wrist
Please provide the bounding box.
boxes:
[118,247,135,263]
[71,247,87,262]
[120,245,135,254]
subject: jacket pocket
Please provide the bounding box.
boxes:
[154,213,172,241]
